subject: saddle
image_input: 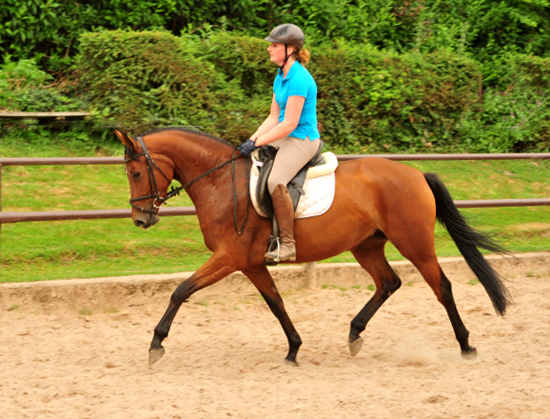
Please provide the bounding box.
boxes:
[254,141,325,219]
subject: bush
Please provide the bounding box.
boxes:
[310,41,480,152]
[0,57,103,152]
[514,54,550,90]
[76,30,481,152]
[5,30,549,153]
[74,30,266,143]
[0,58,86,112]
[0,0,220,71]
[458,54,550,152]
[197,31,274,98]
[196,34,482,152]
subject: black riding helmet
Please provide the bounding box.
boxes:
[265,23,305,69]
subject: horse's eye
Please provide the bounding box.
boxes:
[132,172,141,180]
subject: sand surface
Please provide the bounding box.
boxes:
[1,256,550,419]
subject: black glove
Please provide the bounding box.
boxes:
[239,139,258,156]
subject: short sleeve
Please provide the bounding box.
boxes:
[287,75,309,98]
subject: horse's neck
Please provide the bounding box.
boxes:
[170,134,234,207]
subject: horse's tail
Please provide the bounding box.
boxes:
[423,173,511,316]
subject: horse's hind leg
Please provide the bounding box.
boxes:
[390,233,476,357]
[242,265,302,364]
[414,259,476,357]
[348,242,402,356]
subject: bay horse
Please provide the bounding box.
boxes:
[115,128,510,366]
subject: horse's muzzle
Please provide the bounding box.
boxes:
[133,210,160,229]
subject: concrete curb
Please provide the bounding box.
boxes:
[1,252,549,312]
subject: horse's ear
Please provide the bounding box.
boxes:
[115,130,136,150]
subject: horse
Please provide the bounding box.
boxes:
[115,128,511,366]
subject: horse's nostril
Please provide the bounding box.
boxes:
[134,219,146,228]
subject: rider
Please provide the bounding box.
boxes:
[239,23,321,262]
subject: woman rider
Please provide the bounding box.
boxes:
[239,23,321,262]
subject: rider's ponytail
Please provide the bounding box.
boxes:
[294,48,310,66]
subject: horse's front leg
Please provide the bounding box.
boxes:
[149,253,235,366]
[242,265,302,364]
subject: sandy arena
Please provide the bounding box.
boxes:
[1,253,549,419]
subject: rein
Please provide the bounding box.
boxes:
[126,136,251,234]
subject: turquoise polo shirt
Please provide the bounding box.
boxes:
[273,61,320,141]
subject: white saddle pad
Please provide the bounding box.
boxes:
[250,151,338,219]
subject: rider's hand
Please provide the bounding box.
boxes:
[239,139,258,156]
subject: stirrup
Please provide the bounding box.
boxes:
[264,238,281,263]
[264,238,296,262]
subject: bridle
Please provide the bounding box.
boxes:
[124,136,251,234]
[124,136,171,214]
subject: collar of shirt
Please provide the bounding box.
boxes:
[278,61,301,82]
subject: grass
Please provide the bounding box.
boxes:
[1,138,550,283]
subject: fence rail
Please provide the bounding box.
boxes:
[0,111,89,123]
[2,152,550,167]
[1,153,549,226]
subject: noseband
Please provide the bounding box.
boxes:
[125,136,250,233]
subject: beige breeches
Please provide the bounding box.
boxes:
[267,136,321,195]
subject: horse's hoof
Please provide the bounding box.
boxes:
[283,358,299,367]
[148,347,166,366]
[461,347,477,360]
[349,337,364,357]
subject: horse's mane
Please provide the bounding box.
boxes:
[140,127,234,149]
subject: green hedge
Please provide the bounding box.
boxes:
[75,30,267,143]
[73,30,483,151]
[3,30,549,153]
[197,31,274,98]
[0,58,85,112]
[310,43,480,151]
[458,54,550,152]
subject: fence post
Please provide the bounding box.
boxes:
[305,261,317,288]
[0,163,2,258]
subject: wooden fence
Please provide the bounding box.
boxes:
[1,153,549,229]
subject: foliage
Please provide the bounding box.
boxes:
[72,31,483,151]
[514,54,550,89]
[1,0,549,74]
[3,29,546,153]
[0,58,85,112]
[74,30,266,142]
[196,31,274,98]
[0,0,197,71]
[310,41,480,152]
[0,57,110,151]
[458,54,550,152]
